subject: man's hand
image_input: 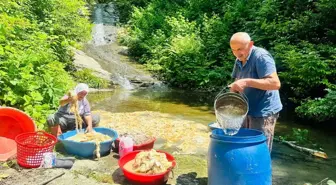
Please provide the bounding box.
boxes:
[229,79,249,92]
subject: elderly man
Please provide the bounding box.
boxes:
[47,83,100,136]
[229,32,282,151]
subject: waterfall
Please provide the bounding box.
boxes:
[92,5,106,46]
[82,3,157,90]
[90,3,134,89]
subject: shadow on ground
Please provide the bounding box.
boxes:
[173,172,208,185]
[111,169,208,185]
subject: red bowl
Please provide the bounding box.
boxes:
[114,137,156,153]
[0,137,17,161]
[118,150,176,185]
[0,107,36,140]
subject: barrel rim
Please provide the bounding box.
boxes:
[210,128,266,144]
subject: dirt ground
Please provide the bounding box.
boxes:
[0,111,209,185]
[1,111,329,185]
[0,151,208,185]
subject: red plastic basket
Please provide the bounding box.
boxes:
[15,131,57,168]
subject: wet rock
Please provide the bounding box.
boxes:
[139,82,155,88]
[104,4,116,15]
[101,3,119,25]
[118,46,129,56]
[129,79,143,84]
[128,79,156,88]
[89,88,115,93]
[72,48,113,83]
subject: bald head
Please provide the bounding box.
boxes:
[229,32,254,63]
[230,32,251,44]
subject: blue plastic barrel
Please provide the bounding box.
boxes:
[58,127,118,158]
[208,122,220,131]
[208,128,271,185]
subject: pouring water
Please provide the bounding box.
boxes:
[214,92,248,136]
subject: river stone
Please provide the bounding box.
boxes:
[118,46,129,56]
[72,48,113,83]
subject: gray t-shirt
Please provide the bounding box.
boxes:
[57,95,91,117]
[231,46,282,117]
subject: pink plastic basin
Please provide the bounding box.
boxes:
[0,137,17,161]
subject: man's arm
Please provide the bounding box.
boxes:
[230,72,281,92]
[245,72,280,90]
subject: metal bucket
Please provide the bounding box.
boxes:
[214,92,248,135]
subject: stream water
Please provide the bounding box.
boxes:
[84,3,336,185]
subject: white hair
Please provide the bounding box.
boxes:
[230,32,251,43]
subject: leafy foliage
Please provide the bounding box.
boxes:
[112,0,336,122]
[73,69,110,89]
[277,128,320,149]
[274,42,334,102]
[296,89,336,121]
[0,0,92,129]
[111,0,152,24]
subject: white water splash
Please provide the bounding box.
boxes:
[92,23,106,46]
[92,5,106,46]
[115,74,134,90]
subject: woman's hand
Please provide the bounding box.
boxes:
[85,126,93,133]
[69,95,78,103]
[84,115,94,133]
[67,91,78,103]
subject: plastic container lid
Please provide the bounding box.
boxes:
[0,107,36,140]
